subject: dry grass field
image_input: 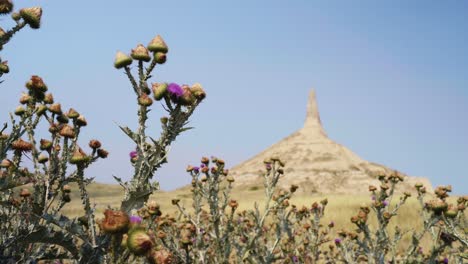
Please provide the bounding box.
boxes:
[57,182,465,255]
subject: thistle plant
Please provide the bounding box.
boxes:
[334,174,467,264]
[0,0,43,83]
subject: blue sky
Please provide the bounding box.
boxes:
[1,1,467,194]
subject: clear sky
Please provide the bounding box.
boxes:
[1,1,467,194]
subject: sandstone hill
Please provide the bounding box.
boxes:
[229,90,433,194]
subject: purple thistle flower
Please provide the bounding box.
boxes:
[130,215,142,224]
[167,83,183,98]
[292,256,299,263]
[265,164,272,170]
[193,166,200,173]
[334,238,342,244]
[371,195,376,201]
[129,150,137,159]
[200,164,206,168]
[443,257,448,264]
[383,200,389,207]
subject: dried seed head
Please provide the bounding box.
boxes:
[39,139,53,151]
[38,153,48,163]
[48,103,62,115]
[0,159,12,168]
[25,75,47,93]
[76,115,87,126]
[201,157,209,165]
[131,44,151,62]
[0,60,8,74]
[190,83,206,101]
[69,147,90,165]
[147,35,168,53]
[88,139,102,149]
[56,114,69,124]
[43,93,54,104]
[19,93,32,104]
[138,93,153,106]
[20,7,42,29]
[100,209,129,234]
[34,105,47,116]
[14,106,25,116]
[147,248,174,264]
[114,51,132,69]
[179,85,195,106]
[226,175,235,183]
[59,125,75,138]
[67,108,80,119]
[0,0,13,15]
[97,149,109,158]
[11,138,33,152]
[229,199,239,209]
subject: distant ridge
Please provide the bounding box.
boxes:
[230,89,433,194]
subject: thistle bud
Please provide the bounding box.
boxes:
[147,200,161,216]
[226,175,235,183]
[154,52,166,64]
[100,209,129,234]
[75,115,87,126]
[229,199,239,209]
[0,61,8,74]
[127,228,153,255]
[20,7,43,29]
[147,35,168,53]
[114,51,132,69]
[0,159,12,168]
[19,188,31,198]
[36,104,47,116]
[59,125,75,138]
[97,149,109,159]
[201,157,210,165]
[190,83,206,100]
[48,103,62,115]
[444,205,458,218]
[67,108,80,119]
[0,0,13,15]
[26,76,47,93]
[11,11,20,21]
[19,93,32,104]
[152,83,168,101]
[40,139,53,151]
[131,44,151,62]
[138,93,153,106]
[56,114,69,124]
[43,93,54,104]
[69,147,90,165]
[88,139,101,149]
[147,248,174,264]
[14,106,25,116]
[179,85,195,106]
[160,116,168,125]
[290,184,299,193]
[62,184,71,193]
[415,182,423,189]
[11,138,33,152]
[38,153,48,163]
